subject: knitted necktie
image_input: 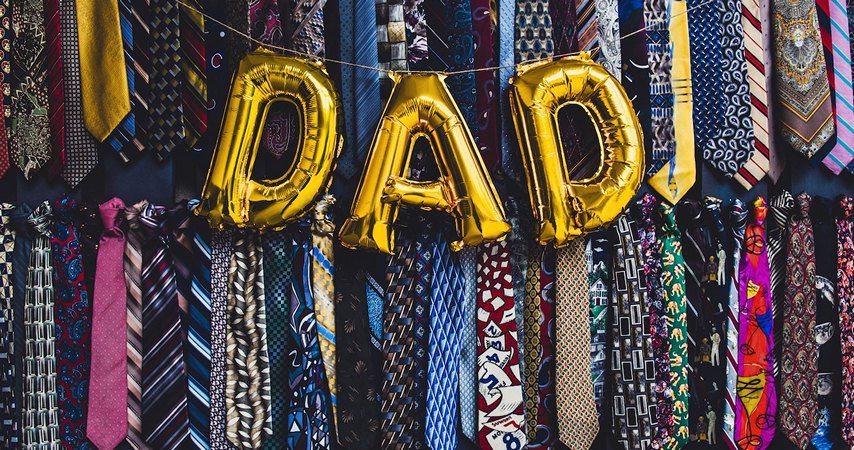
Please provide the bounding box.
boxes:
[140,204,189,450]
[226,232,272,449]
[817,0,854,172]
[610,213,657,449]
[209,229,233,450]
[773,0,835,159]
[311,196,337,437]
[636,194,673,448]
[658,203,690,448]
[734,198,776,450]
[0,204,15,447]
[51,197,94,448]
[87,198,129,450]
[838,196,854,446]
[556,239,599,449]
[458,247,478,444]
[149,0,185,159]
[722,200,747,448]
[779,193,819,448]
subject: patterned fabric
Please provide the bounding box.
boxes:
[106,0,144,157]
[148,0,185,159]
[555,239,599,449]
[734,197,776,450]
[515,0,554,62]
[0,0,11,134]
[195,0,226,157]
[179,0,207,147]
[375,0,408,94]
[249,0,283,44]
[471,0,499,169]
[523,246,551,448]
[311,196,337,436]
[768,192,794,337]
[476,241,527,449]
[225,232,271,449]
[643,0,675,175]
[208,230,232,450]
[686,0,722,156]
[130,0,153,156]
[722,200,747,448]
[9,204,33,449]
[0,205,14,447]
[609,213,657,450]
[618,0,651,167]
[587,231,609,419]
[403,0,427,63]
[838,196,854,446]
[459,247,478,443]
[9,0,50,179]
[289,0,326,56]
[96,0,137,159]
[44,0,64,179]
[818,0,854,172]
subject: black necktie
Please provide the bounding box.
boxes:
[8,203,33,448]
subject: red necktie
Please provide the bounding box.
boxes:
[45,0,65,177]
[0,102,8,178]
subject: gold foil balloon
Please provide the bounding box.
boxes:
[339,73,510,254]
[196,50,342,230]
[509,53,644,246]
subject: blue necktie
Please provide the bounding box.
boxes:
[105,0,138,157]
[498,0,518,180]
[458,247,478,443]
[686,0,723,152]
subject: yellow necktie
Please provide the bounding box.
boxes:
[649,0,696,204]
[76,0,131,141]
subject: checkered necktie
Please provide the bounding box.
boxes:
[148,0,185,159]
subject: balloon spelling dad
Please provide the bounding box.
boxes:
[196,50,644,254]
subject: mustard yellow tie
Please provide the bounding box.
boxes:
[75,0,131,141]
[649,0,695,204]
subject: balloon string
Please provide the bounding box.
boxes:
[176,0,713,76]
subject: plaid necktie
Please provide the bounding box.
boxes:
[311,196,337,438]
[209,229,233,450]
[476,240,527,449]
[51,197,94,448]
[458,247,478,443]
[226,231,272,449]
[149,0,186,159]
[722,200,747,448]
[838,196,854,446]
[375,0,408,95]
[0,204,15,447]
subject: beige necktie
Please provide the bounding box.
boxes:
[556,238,599,448]
[311,195,338,437]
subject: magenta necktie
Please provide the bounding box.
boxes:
[86,197,129,449]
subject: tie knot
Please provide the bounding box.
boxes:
[840,195,854,219]
[312,194,336,236]
[751,196,767,225]
[636,193,659,227]
[659,202,678,232]
[677,198,703,229]
[52,196,78,224]
[141,203,167,231]
[28,201,53,237]
[99,197,126,232]
[124,200,150,230]
[795,192,811,218]
[9,203,33,235]
[702,196,721,213]
[729,199,748,229]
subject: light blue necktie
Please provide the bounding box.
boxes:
[459,247,478,442]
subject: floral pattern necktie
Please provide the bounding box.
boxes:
[837,196,854,446]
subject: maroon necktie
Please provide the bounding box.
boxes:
[0,102,8,178]
[838,196,854,445]
[45,0,65,177]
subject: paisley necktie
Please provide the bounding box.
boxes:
[837,196,854,447]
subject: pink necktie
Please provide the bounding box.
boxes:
[819,0,854,173]
[86,197,129,449]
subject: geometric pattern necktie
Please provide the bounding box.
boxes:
[459,247,478,444]
[734,197,776,450]
[311,196,337,438]
[209,229,233,450]
[838,196,854,446]
[587,231,609,421]
[149,0,185,159]
[515,0,554,63]
[818,0,854,172]
[642,0,676,176]
[290,0,326,56]
[9,0,51,179]
[0,204,14,448]
[523,246,549,449]
[772,0,835,159]
[476,240,527,449]
[51,197,93,449]
[10,204,34,449]
[686,0,722,157]
[555,239,599,450]
[87,197,129,450]
[779,193,819,448]
[722,199,747,449]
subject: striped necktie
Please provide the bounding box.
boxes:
[179,0,207,147]
[0,204,15,447]
[767,191,793,387]
[837,196,854,446]
[458,247,478,444]
[103,0,141,158]
[149,0,186,159]
[575,0,621,75]
[44,0,64,179]
[131,0,153,155]
[124,202,150,450]
[208,229,233,450]
[817,0,854,172]
[722,200,747,449]
[140,204,189,450]
[311,196,337,438]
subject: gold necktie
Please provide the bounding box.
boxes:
[311,195,338,437]
[649,0,695,204]
[523,246,543,444]
[75,0,131,141]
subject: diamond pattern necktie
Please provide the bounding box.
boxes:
[779,193,819,448]
[261,230,293,450]
[102,0,141,159]
[87,198,129,450]
[735,198,776,450]
[476,240,527,449]
[209,229,233,450]
[311,196,338,439]
[179,0,207,148]
[426,234,462,450]
[51,197,94,449]
[722,200,747,449]
[818,0,854,172]
[226,231,272,449]
[555,238,599,449]
[0,204,15,447]
[9,0,51,179]
[523,246,545,448]
[140,204,189,450]
[149,0,185,159]
[773,0,835,159]
[459,247,478,444]
[837,196,854,447]
[643,0,675,176]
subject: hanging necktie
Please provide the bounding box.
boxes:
[734,198,776,450]
[779,193,819,448]
[403,0,427,65]
[425,0,476,129]
[250,0,288,161]
[195,0,227,156]
[87,198,129,450]
[555,239,599,449]
[515,0,554,63]
[642,0,675,176]
[610,213,658,450]
[722,200,747,448]
[523,246,555,449]
[575,0,621,75]
[149,0,186,159]
[0,0,11,137]
[261,230,293,450]
[773,0,835,159]
[131,0,154,156]
[459,247,478,444]
[290,0,326,55]
[179,0,207,147]
[51,197,93,449]
[375,0,408,95]
[686,0,722,157]
[9,204,34,450]
[311,196,338,437]
[636,194,674,448]
[618,0,652,161]
[838,196,854,447]
[334,246,382,449]
[587,231,609,420]
[102,0,142,158]
[287,238,331,450]
[225,231,272,449]
[0,204,15,447]
[497,0,517,180]
[140,204,189,450]
[818,0,854,172]
[44,0,64,180]
[209,229,233,450]
[471,0,500,169]
[0,102,7,179]
[767,191,793,388]
[9,0,51,179]
[503,200,529,407]
[648,0,695,204]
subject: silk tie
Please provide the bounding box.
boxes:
[311,196,337,438]
[195,0,226,157]
[209,229,233,450]
[404,0,427,64]
[412,232,431,448]
[773,0,835,159]
[9,0,51,179]
[515,0,554,63]
[140,204,189,450]
[179,0,207,147]
[767,191,793,386]
[226,231,272,449]
[44,0,64,180]
[686,0,722,154]
[818,0,854,172]
[722,200,747,449]
[575,0,621,75]
[375,0,408,95]
[643,0,675,176]
[471,0,500,169]
[497,0,517,180]
[0,204,15,447]
[555,239,599,449]
[0,0,11,137]
[523,246,548,449]
[103,0,141,159]
[636,194,673,448]
[10,204,35,449]
[735,198,776,450]
[0,102,8,179]
[131,0,153,156]
[149,0,185,159]
[837,196,854,447]
[586,232,609,420]
[290,0,326,56]
[51,197,93,449]
[618,0,653,162]
[87,198,129,450]
[610,213,658,449]
[123,201,150,450]
[425,0,476,131]
[459,247,478,444]
[504,201,529,404]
